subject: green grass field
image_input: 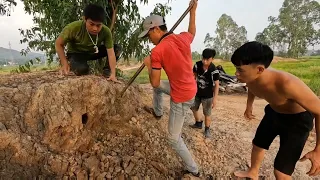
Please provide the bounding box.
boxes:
[1,58,319,95]
[124,58,320,95]
[0,64,59,75]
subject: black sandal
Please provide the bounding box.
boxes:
[143,106,162,120]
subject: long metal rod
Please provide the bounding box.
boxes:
[120,1,195,97]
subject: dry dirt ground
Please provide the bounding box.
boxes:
[139,84,318,180]
[0,71,318,180]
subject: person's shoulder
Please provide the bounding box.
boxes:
[152,39,170,53]
[273,69,303,91]
[65,20,83,28]
[209,62,217,69]
[178,31,193,37]
[101,24,111,33]
[195,60,203,66]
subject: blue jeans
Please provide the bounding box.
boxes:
[153,80,199,173]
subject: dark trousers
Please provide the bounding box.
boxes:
[67,45,118,76]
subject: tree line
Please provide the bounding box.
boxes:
[204,0,320,60]
[1,0,172,65]
[1,0,319,63]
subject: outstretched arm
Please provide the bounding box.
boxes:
[284,78,320,176]
[188,0,197,36]
[246,90,255,109]
[55,37,68,68]
[144,55,161,88]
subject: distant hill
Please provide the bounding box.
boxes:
[0,47,44,65]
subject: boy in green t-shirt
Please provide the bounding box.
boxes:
[55,4,120,82]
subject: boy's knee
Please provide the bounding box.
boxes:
[203,108,212,116]
[72,63,89,76]
[167,135,179,148]
[274,169,292,180]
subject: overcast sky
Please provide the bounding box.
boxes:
[0,0,318,53]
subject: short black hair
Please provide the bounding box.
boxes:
[159,25,167,31]
[159,17,167,31]
[83,4,106,22]
[202,48,216,59]
[231,41,274,68]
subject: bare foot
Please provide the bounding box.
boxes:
[234,170,258,180]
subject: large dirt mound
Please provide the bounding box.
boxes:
[1,71,316,180]
[0,71,147,179]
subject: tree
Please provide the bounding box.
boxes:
[204,14,248,60]
[192,51,201,60]
[0,0,16,16]
[19,0,172,67]
[257,0,320,58]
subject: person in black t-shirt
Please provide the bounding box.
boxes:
[190,48,220,138]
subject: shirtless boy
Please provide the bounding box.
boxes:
[231,41,320,179]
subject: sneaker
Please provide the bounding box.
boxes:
[143,106,162,120]
[204,127,211,138]
[102,67,111,78]
[182,170,200,177]
[189,121,203,129]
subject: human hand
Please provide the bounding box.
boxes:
[244,107,255,120]
[300,149,320,176]
[212,98,217,109]
[190,0,198,12]
[107,73,122,83]
[59,63,70,75]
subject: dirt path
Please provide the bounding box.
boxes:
[118,64,142,71]
[140,84,317,179]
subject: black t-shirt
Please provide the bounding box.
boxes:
[193,61,220,98]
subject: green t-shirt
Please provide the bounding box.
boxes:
[59,20,113,54]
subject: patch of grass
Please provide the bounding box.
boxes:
[123,68,168,84]
[0,64,59,74]
[299,56,320,60]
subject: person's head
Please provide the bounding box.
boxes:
[83,4,106,35]
[138,14,168,45]
[202,48,216,67]
[231,41,274,83]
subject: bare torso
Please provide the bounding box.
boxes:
[247,69,307,114]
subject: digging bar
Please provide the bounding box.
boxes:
[119,0,197,97]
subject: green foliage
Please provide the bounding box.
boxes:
[256,0,320,58]
[19,0,172,73]
[204,14,248,60]
[116,67,124,77]
[0,0,16,16]
[192,51,201,61]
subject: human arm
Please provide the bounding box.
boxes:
[55,36,70,75]
[144,55,161,88]
[104,27,119,82]
[193,63,197,80]
[211,70,220,108]
[188,0,197,37]
[55,24,74,75]
[212,80,219,108]
[284,78,320,176]
[244,89,256,119]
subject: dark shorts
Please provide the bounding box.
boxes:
[253,104,314,175]
[190,96,213,116]
[67,44,121,76]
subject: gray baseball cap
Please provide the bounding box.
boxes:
[138,14,166,38]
